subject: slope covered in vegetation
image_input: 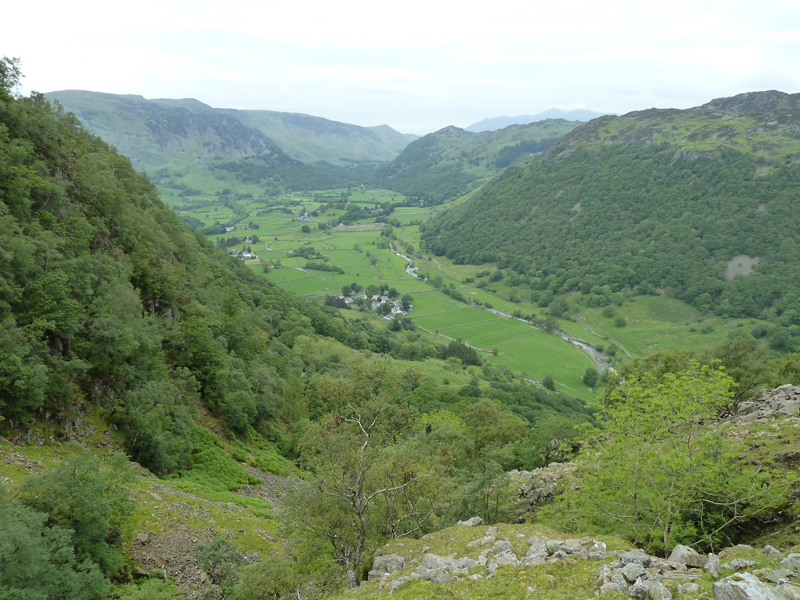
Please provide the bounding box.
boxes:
[423,91,800,321]
[372,120,579,203]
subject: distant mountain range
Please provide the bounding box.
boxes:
[465,109,610,132]
[45,90,417,170]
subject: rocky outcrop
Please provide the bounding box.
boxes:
[509,462,578,520]
[376,529,612,593]
[372,522,799,598]
[726,385,800,423]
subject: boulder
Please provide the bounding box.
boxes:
[706,554,722,579]
[668,544,708,568]
[781,554,800,571]
[620,550,653,567]
[466,535,495,548]
[642,579,673,600]
[713,572,781,600]
[369,553,405,581]
[456,516,484,527]
[765,569,795,584]
[764,546,783,558]
[622,562,648,583]
[494,550,520,567]
[730,559,756,571]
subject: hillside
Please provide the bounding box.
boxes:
[423,91,800,324]
[45,90,416,173]
[372,119,580,203]
[465,108,609,132]
[222,109,417,166]
[44,90,275,171]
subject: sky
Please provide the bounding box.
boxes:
[6,0,800,134]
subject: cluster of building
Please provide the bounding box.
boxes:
[336,293,412,319]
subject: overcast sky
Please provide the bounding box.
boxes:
[6,0,800,134]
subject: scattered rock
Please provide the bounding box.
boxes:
[621,562,648,583]
[782,554,800,570]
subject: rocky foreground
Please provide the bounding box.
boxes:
[364,518,800,599]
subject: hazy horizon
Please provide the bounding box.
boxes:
[6,0,800,135]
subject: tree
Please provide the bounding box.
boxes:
[401,294,414,311]
[18,445,135,574]
[541,364,790,555]
[0,56,22,93]
[301,225,311,233]
[195,536,250,598]
[583,367,599,388]
[543,374,555,390]
[0,485,108,600]
[515,414,579,469]
[295,362,444,588]
[700,338,770,413]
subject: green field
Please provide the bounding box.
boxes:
[487,334,600,402]
[414,308,501,331]
[445,318,537,349]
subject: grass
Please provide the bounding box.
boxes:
[572,296,775,359]
[414,308,501,331]
[448,319,537,349]
[487,334,600,402]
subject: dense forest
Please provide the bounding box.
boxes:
[423,93,800,323]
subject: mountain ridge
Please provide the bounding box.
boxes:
[45,90,417,169]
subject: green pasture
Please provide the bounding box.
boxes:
[572,296,774,359]
[446,318,537,349]
[487,334,600,402]
[279,277,336,297]
[314,249,370,267]
[405,293,460,316]
[414,308,501,331]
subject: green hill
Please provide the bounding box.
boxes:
[44,90,275,171]
[44,91,417,187]
[372,119,580,203]
[221,109,417,167]
[422,91,800,323]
